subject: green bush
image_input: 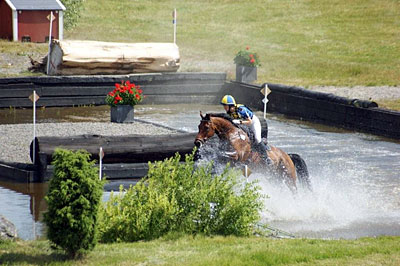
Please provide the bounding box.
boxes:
[61,0,85,29]
[44,148,104,258]
[98,151,264,243]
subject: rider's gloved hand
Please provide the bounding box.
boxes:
[232,119,241,125]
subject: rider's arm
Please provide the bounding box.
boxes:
[241,117,252,125]
[238,107,252,125]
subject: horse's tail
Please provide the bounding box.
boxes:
[288,153,312,191]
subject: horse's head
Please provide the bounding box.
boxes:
[194,111,216,147]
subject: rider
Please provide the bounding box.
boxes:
[220,95,270,164]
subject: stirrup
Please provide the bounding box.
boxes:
[262,138,271,151]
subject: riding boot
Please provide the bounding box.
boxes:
[255,142,272,165]
[262,138,271,151]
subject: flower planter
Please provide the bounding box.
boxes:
[110,105,135,123]
[236,65,257,83]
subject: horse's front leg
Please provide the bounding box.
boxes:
[278,160,297,193]
[224,151,239,161]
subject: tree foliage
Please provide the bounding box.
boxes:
[44,148,104,258]
[61,0,85,29]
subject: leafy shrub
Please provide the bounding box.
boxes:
[98,151,264,242]
[234,46,261,67]
[44,148,104,258]
[61,0,85,29]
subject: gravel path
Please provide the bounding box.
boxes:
[0,121,177,164]
[308,86,400,101]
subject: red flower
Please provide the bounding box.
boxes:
[249,54,254,58]
[106,80,144,106]
[246,46,250,50]
[250,58,255,64]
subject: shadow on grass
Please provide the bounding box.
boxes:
[0,252,75,265]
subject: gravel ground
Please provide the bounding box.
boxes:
[0,121,177,164]
[308,86,400,101]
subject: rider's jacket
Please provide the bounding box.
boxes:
[228,104,253,120]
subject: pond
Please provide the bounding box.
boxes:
[0,104,399,240]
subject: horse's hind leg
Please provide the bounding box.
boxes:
[289,153,312,191]
[281,164,297,193]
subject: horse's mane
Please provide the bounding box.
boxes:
[204,113,241,128]
[205,113,234,123]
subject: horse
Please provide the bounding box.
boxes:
[194,112,311,192]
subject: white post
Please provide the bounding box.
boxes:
[32,91,36,165]
[12,10,18,41]
[58,11,64,40]
[46,11,53,75]
[32,198,36,240]
[245,165,248,183]
[263,84,269,120]
[99,147,103,180]
[173,9,177,44]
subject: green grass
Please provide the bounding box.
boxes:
[62,0,400,86]
[0,39,47,55]
[0,40,48,78]
[1,0,399,86]
[377,99,400,111]
[1,235,400,265]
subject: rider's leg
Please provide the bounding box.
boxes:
[251,115,271,164]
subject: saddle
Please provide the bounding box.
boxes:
[238,124,271,151]
[238,125,255,145]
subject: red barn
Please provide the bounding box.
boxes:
[0,0,65,42]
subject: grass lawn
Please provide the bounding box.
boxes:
[1,235,400,265]
[63,0,400,86]
[377,99,400,111]
[0,0,399,86]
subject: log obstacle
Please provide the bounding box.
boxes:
[224,81,400,140]
[30,133,197,181]
[47,40,180,75]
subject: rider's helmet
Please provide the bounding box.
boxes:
[220,95,236,106]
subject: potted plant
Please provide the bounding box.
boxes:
[105,80,144,123]
[233,46,261,83]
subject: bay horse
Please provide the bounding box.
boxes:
[194,112,310,192]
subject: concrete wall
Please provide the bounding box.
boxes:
[0,73,227,108]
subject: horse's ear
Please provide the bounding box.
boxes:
[200,111,204,119]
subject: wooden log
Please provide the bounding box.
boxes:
[0,161,37,182]
[48,40,180,75]
[30,133,198,169]
[44,163,149,181]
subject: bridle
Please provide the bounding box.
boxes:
[194,116,238,147]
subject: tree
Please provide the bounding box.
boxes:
[61,0,85,29]
[44,149,104,258]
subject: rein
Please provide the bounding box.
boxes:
[208,117,245,141]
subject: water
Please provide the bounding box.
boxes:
[1,104,399,240]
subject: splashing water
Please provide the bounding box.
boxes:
[250,162,400,239]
